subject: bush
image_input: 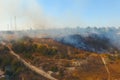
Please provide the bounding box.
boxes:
[12,41,58,56]
[50,66,58,72]
[36,44,58,56]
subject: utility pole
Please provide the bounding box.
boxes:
[7,24,9,31]
[14,16,17,31]
[10,17,12,31]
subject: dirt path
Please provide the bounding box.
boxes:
[100,56,111,80]
[1,42,58,80]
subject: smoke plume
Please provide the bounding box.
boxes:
[0,0,52,30]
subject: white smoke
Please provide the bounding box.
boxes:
[0,0,53,30]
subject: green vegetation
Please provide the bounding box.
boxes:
[12,39,58,58]
[0,44,48,80]
[50,66,58,72]
[0,78,5,80]
[6,37,120,80]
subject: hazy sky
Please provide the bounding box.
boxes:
[0,0,120,30]
[38,0,120,27]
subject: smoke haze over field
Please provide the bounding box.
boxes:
[0,0,120,30]
[0,27,120,53]
[0,0,53,30]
